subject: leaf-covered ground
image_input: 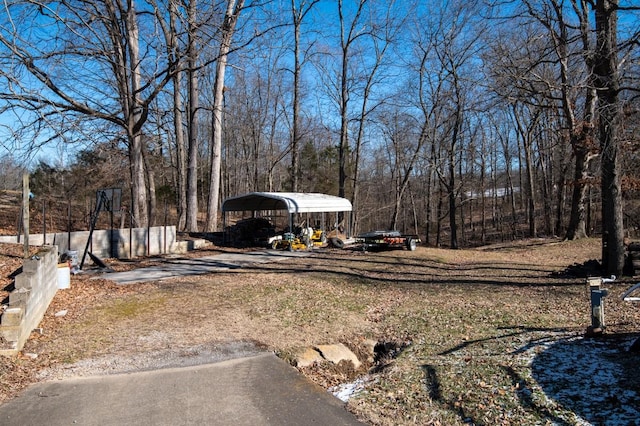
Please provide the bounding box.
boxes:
[1,238,639,425]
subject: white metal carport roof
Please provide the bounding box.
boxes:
[221,192,352,214]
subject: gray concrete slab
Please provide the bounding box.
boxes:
[0,353,363,426]
[100,250,312,285]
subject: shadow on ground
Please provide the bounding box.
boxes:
[531,334,640,425]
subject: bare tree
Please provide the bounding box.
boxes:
[206,0,244,232]
[169,0,188,231]
[377,109,423,231]
[336,0,369,202]
[185,0,200,232]
[349,2,401,235]
[289,0,319,192]
[222,46,289,194]
[153,0,188,230]
[512,103,542,237]
[0,154,24,190]
[411,0,485,248]
[593,0,623,275]
[518,0,599,240]
[0,0,180,227]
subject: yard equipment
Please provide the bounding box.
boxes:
[310,229,327,246]
[269,226,316,251]
[269,233,305,251]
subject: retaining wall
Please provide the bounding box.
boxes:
[0,226,211,356]
[0,226,178,264]
[0,226,180,356]
[0,246,58,356]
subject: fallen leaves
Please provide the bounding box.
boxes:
[0,238,639,425]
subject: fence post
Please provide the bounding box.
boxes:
[22,173,30,259]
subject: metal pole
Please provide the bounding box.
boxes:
[80,192,104,270]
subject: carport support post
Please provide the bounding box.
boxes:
[587,277,608,335]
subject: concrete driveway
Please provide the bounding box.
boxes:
[0,250,365,425]
[0,353,363,425]
[101,250,312,285]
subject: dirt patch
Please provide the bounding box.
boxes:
[1,238,639,425]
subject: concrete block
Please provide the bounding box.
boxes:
[173,241,189,254]
[9,287,29,307]
[15,274,36,289]
[1,308,24,327]
[0,325,22,342]
[0,339,19,355]
[188,239,211,250]
[22,258,40,273]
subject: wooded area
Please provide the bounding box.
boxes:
[0,0,639,275]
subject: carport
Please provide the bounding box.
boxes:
[221,192,352,244]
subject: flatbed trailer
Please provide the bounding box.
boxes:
[357,230,419,251]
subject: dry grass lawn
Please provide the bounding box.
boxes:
[1,238,639,425]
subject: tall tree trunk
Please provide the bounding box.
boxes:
[525,0,598,241]
[554,171,567,236]
[185,0,200,232]
[125,1,148,227]
[425,137,437,246]
[561,1,598,240]
[480,136,487,244]
[168,0,187,231]
[436,180,444,247]
[594,0,624,275]
[565,146,593,239]
[538,140,553,236]
[524,139,536,238]
[448,150,458,249]
[390,122,427,232]
[206,0,244,232]
[446,105,462,249]
[290,1,302,192]
[513,105,539,238]
[337,0,367,206]
[338,28,349,201]
[145,152,157,226]
[173,76,187,231]
[350,8,389,235]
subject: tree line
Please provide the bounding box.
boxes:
[0,0,638,275]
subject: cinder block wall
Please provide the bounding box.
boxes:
[0,246,58,356]
[0,226,178,263]
[0,226,203,356]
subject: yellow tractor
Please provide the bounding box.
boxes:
[269,226,327,251]
[270,232,309,251]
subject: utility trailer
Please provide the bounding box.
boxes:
[357,230,419,251]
